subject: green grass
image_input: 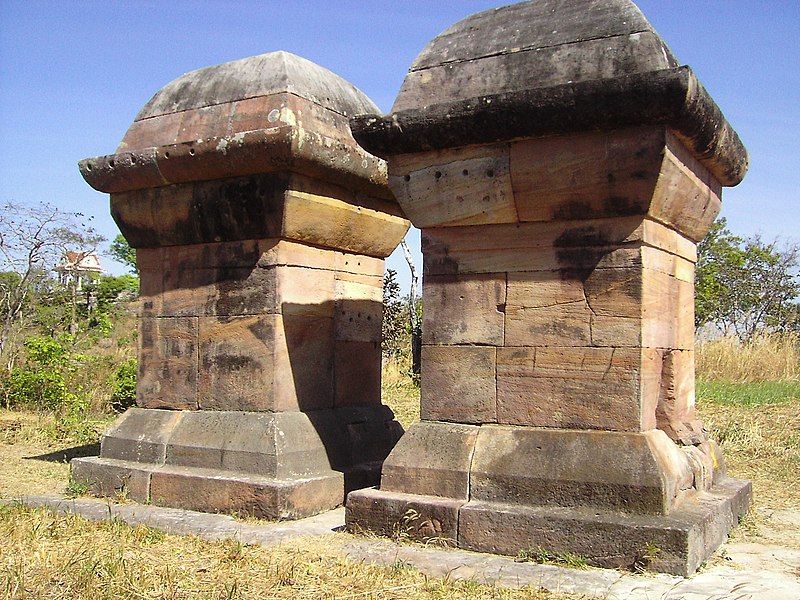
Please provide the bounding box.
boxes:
[697,379,800,406]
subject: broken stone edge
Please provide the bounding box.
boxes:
[350,66,748,187]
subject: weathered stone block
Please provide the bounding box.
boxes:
[590,314,641,347]
[642,268,695,350]
[422,273,505,345]
[505,272,591,346]
[163,411,333,479]
[334,340,381,407]
[381,421,479,499]
[389,144,516,227]
[420,346,497,423]
[99,407,181,464]
[149,466,344,520]
[458,476,752,576]
[274,315,335,411]
[468,426,693,515]
[346,487,463,543]
[333,298,382,343]
[71,457,151,503]
[510,127,664,223]
[496,346,645,431]
[197,315,277,412]
[276,265,336,318]
[137,317,198,410]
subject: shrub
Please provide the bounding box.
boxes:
[110,358,137,412]
[1,368,71,410]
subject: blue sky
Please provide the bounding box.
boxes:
[1,1,798,290]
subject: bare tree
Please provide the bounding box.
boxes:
[0,202,104,365]
[400,239,422,376]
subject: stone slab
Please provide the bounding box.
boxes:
[149,465,343,521]
[458,477,752,576]
[468,426,693,516]
[420,346,497,424]
[70,457,151,503]
[380,421,479,499]
[98,408,181,464]
[346,487,463,543]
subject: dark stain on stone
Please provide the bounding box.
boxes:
[555,246,608,269]
[602,196,645,217]
[555,226,611,248]
[552,201,592,221]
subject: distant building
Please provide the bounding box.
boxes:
[56,251,103,291]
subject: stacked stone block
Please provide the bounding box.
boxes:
[346,0,751,575]
[71,52,410,519]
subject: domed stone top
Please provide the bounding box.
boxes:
[393,0,677,112]
[352,0,747,186]
[80,51,389,197]
[137,51,379,123]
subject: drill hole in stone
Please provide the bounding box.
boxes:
[164,151,170,159]
[486,169,494,178]
[189,148,195,156]
[404,174,411,182]
[108,160,115,168]
[434,171,442,180]
[463,169,469,176]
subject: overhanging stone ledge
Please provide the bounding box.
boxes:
[79,126,390,198]
[350,67,747,187]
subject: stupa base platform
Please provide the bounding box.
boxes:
[346,477,751,576]
[71,406,401,520]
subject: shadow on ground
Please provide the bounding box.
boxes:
[25,443,100,463]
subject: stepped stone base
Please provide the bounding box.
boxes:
[346,421,752,575]
[346,477,751,576]
[72,457,348,519]
[71,406,402,520]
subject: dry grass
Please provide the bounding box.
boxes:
[0,504,577,600]
[694,334,800,509]
[381,357,420,429]
[698,399,800,510]
[0,409,112,499]
[696,333,800,382]
[0,409,583,599]
[0,343,798,597]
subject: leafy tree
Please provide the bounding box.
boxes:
[0,202,104,362]
[90,274,139,306]
[109,234,137,274]
[381,268,406,357]
[696,218,799,340]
